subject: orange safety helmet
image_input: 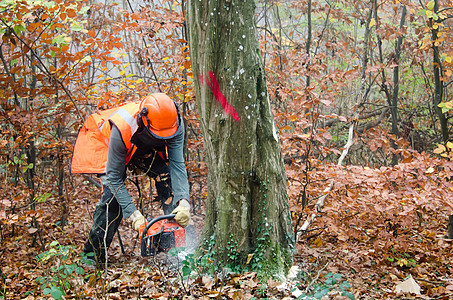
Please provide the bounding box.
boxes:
[138,93,178,138]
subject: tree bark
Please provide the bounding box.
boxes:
[391,5,406,140]
[187,0,293,279]
[448,215,453,239]
[306,0,312,88]
[431,0,449,143]
[390,4,406,165]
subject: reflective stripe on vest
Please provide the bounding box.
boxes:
[109,107,139,161]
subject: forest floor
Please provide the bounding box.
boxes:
[1,177,452,300]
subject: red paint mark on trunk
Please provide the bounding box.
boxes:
[199,71,239,121]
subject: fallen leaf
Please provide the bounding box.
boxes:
[27,228,38,234]
[425,167,435,174]
[267,278,281,288]
[246,253,254,265]
[108,293,121,300]
[314,237,323,247]
[394,275,421,295]
[203,276,215,289]
[287,265,300,280]
[107,279,122,292]
[389,274,399,281]
[206,291,220,298]
[292,287,303,298]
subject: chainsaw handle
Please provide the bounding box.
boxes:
[141,214,176,237]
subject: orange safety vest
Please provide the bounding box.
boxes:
[71,102,140,174]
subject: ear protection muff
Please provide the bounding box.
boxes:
[137,107,151,129]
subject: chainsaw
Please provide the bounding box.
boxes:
[140,214,186,257]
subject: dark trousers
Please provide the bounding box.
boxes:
[83,152,175,263]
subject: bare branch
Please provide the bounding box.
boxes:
[0,19,84,121]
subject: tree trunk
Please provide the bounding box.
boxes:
[390,5,406,165]
[187,0,293,279]
[306,0,312,88]
[431,0,449,143]
[390,5,406,140]
[448,215,453,239]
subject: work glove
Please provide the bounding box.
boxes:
[171,199,190,227]
[129,210,146,232]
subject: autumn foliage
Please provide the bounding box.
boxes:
[1,0,452,298]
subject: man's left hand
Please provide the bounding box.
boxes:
[171,199,190,227]
[130,210,146,232]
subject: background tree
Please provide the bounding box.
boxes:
[186,0,294,278]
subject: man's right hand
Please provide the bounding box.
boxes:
[130,210,146,232]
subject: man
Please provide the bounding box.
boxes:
[71,93,190,265]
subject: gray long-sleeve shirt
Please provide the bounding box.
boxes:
[102,123,189,219]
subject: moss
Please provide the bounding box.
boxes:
[254,241,292,282]
[195,227,293,281]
